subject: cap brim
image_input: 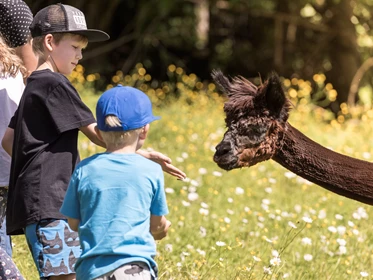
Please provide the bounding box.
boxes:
[69,29,110,42]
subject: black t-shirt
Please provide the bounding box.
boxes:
[6,69,96,235]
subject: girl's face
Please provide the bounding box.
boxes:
[49,34,87,75]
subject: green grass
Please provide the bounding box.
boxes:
[12,87,373,280]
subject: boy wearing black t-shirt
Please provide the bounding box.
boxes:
[1,4,185,280]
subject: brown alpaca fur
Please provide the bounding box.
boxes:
[212,70,373,205]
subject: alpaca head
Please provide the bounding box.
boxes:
[212,70,291,170]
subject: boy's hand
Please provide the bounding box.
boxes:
[152,219,171,240]
[140,150,186,180]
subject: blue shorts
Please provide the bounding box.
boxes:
[25,219,81,279]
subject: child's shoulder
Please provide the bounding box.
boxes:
[29,69,70,87]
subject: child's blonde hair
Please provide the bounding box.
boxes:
[0,36,27,78]
[100,115,142,148]
[32,32,88,57]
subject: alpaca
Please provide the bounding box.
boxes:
[212,70,373,205]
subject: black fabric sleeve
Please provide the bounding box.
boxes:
[8,109,18,129]
[46,81,96,133]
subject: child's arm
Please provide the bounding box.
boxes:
[1,127,14,156]
[137,150,186,180]
[79,123,106,148]
[67,217,80,232]
[150,215,171,240]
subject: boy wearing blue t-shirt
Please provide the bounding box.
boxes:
[60,85,171,280]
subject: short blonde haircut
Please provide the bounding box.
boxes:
[32,5,88,57]
[100,115,142,148]
[32,32,88,57]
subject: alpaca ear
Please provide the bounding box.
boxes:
[211,69,232,96]
[263,72,286,116]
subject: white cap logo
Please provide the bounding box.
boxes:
[72,11,87,29]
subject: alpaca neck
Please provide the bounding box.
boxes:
[272,123,373,205]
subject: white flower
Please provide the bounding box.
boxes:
[302,216,313,223]
[181,152,189,158]
[199,226,207,237]
[224,217,231,224]
[176,157,184,162]
[262,199,270,205]
[196,248,206,256]
[318,209,327,219]
[227,209,234,215]
[198,168,207,175]
[190,180,199,187]
[304,254,313,261]
[188,192,199,201]
[212,171,222,177]
[335,214,343,220]
[227,197,234,203]
[284,171,296,179]
[165,244,173,252]
[363,152,371,159]
[263,266,272,275]
[235,187,244,195]
[270,256,281,266]
[294,204,302,213]
[265,187,273,194]
[181,200,191,207]
[288,221,297,229]
[328,226,337,233]
[301,237,312,246]
[253,256,261,262]
[269,178,277,184]
[216,241,226,247]
[272,250,279,257]
[336,238,346,246]
[360,271,369,277]
[200,202,209,208]
[165,188,175,194]
[337,226,346,235]
[199,208,209,215]
[338,246,347,255]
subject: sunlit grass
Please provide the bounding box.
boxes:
[12,66,373,279]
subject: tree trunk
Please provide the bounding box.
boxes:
[324,0,360,112]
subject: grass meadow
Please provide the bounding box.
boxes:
[11,65,373,279]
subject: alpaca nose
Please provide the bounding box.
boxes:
[215,140,232,156]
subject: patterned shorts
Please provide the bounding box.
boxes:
[25,219,81,279]
[94,262,153,280]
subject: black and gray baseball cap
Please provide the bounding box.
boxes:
[29,3,109,42]
[0,0,33,47]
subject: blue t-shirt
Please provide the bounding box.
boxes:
[60,152,168,280]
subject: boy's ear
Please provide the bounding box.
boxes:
[139,124,150,140]
[44,34,54,52]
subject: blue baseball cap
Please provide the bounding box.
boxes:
[96,85,160,132]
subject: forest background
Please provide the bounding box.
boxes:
[11,1,373,279]
[24,0,373,114]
